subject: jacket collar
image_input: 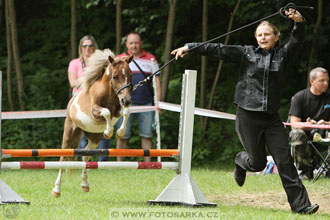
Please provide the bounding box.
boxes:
[255,46,275,55]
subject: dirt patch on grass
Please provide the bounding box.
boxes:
[209,191,330,214]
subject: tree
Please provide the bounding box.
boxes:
[161,0,177,101]
[4,0,14,110]
[116,0,123,54]
[0,0,3,31]
[200,0,208,124]
[6,0,24,110]
[202,0,241,131]
[70,0,77,60]
[307,0,323,86]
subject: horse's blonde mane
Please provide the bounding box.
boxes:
[78,49,115,91]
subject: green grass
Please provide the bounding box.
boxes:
[0,167,330,220]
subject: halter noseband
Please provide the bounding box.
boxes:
[115,83,132,95]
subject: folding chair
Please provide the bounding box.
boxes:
[307,140,330,182]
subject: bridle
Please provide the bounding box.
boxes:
[108,65,133,96]
[115,82,132,96]
[131,2,313,91]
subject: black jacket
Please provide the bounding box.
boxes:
[187,21,305,114]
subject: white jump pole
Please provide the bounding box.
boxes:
[1,161,179,170]
[148,70,216,207]
[151,58,161,162]
[0,71,29,204]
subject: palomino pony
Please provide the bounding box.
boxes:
[52,49,133,198]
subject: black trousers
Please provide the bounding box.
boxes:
[235,107,311,212]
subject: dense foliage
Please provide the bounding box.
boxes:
[0,0,329,164]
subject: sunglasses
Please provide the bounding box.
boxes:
[82,44,94,48]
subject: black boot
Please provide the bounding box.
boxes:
[297,204,319,215]
[234,164,246,187]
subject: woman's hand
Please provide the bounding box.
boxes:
[306,117,317,124]
[317,119,325,125]
[285,8,303,23]
[171,46,189,60]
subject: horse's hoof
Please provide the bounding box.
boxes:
[116,130,125,138]
[52,191,60,198]
[103,129,113,139]
[81,186,90,192]
[116,133,123,139]
[103,134,111,139]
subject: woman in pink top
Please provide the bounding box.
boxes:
[67,35,110,161]
[68,35,99,95]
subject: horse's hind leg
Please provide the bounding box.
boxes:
[52,117,82,198]
[52,165,63,198]
[80,133,102,192]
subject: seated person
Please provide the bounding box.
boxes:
[289,67,330,180]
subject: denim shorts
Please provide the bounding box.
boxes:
[117,103,154,139]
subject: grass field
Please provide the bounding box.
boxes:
[0,166,329,220]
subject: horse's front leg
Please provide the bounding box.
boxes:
[116,107,130,138]
[92,104,113,139]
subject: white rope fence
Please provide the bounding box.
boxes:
[1,101,236,120]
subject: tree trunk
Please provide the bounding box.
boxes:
[161,0,177,101]
[202,0,241,131]
[116,0,123,55]
[7,0,24,110]
[70,0,77,60]
[5,0,15,110]
[306,0,323,87]
[200,0,208,124]
[0,0,3,32]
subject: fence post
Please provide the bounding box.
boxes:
[151,58,161,162]
[148,70,216,207]
[0,70,29,204]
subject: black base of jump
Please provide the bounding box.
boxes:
[147,200,217,207]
